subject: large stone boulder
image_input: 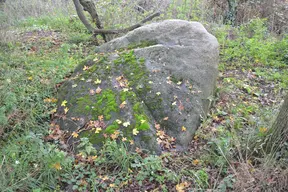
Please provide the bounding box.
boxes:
[55,20,219,154]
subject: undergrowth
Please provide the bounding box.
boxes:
[0,3,287,191]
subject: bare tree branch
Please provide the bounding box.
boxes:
[94,12,161,35]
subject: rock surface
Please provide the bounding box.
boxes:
[55,20,219,154]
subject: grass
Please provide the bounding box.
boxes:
[0,4,287,192]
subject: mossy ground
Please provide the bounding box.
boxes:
[0,11,287,192]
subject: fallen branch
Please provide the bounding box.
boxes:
[94,12,161,35]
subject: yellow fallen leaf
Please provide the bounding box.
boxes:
[27,76,33,80]
[51,98,57,103]
[156,92,161,96]
[140,119,146,124]
[50,108,57,114]
[52,162,62,170]
[181,126,186,132]
[177,81,182,85]
[116,119,122,124]
[94,79,101,84]
[95,127,102,134]
[83,65,89,71]
[133,128,139,135]
[64,107,69,114]
[72,132,79,138]
[193,159,200,165]
[163,117,169,121]
[259,127,268,133]
[61,100,67,107]
[122,137,127,141]
[72,84,77,88]
[129,140,134,145]
[123,121,130,127]
[123,88,129,92]
[176,182,189,192]
[172,101,177,106]
[109,183,115,188]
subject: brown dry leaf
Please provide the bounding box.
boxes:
[119,101,127,109]
[176,182,189,192]
[96,87,102,94]
[98,115,104,121]
[163,117,169,121]
[89,89,95,95]
[155,123,161,130]
[135,147,142,154]
[178,101,184,111]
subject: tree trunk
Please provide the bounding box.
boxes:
[265,94,288,154]
[224,0,238,26]
[72,0,95,33]
[78,0,106,42]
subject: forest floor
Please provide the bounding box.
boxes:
[0,16,287,191]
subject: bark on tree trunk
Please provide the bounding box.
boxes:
[79,0,106,42]
[265,94,288,154]
[72,0,94,33]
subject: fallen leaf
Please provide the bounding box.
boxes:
[98,115,104,121]
[27,76,33,80]
[156,92,161,96]
[83,65,89,71]
[123,88,129,92]
[94,79,101,84]
[95,127,102,134]
[89,89,95,95]
[116,119,122,124]
[163,117,169,121]
[133,129,139,135]
[119,101,127,109]
[135,147,142,153]
[122,137,127,142]
[193,159,200,165]
[176,182,189,192]
[155,123,161,129]
[172,101,177,106]
[52,162,62,170]
[123,121,130,127]
[61,100,67,106]
[64,107,69,114]
[177,81,182,85]
[72,84,77,88]
[96,87,102,94]
[140,119,146,124]
[129,140,134,145]
[72,132,79,138]
[181,126,186,132]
